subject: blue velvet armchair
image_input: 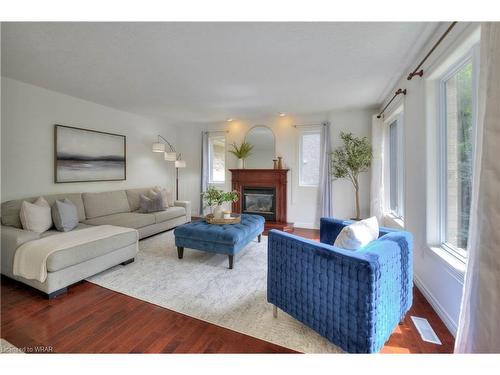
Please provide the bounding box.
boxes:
[267,218,413,353]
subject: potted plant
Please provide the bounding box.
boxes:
[229,141,253,168]
[330,132,372,221]
[201,186,240,219]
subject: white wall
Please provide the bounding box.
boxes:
[176,108,374,228]
[1,78,176,201]
[379,22,480,335]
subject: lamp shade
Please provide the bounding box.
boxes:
[164,152,177,161]
[152,142,166,153]
[175,160,187,168]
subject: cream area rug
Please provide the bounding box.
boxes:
[87,230,342,353]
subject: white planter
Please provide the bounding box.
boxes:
[213,205,224,219]
[238,158,244,169]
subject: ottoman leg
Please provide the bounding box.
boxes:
[258,234,262,243]
[177,246,184,259]
[228,255,234,269]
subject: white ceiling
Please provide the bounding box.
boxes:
[1,22,439,123]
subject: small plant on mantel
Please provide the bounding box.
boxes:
[201,186,240,219]
[330,132,372,220]
[229,141,253,168]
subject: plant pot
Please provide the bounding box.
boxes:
[238,158,244,169]
[213,205,224,219]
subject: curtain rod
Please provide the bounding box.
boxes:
[377,89,406,119]
[407,22,458,80]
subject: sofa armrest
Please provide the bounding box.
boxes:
[1,225,40,275]
[174,201,191,222]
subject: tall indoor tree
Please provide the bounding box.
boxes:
[330,132,373,220]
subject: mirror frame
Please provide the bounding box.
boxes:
[244,125,276,168]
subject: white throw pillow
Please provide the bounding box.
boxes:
[19,197,53,233]
[333,216,379,250]
[154,186,173,208]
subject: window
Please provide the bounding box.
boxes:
[208,134,225,184]
[439,54,476,258]
[385,112,404,218]
[299,131,321,186]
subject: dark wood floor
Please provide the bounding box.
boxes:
[0,227,454,354]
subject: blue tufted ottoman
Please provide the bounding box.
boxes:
[173,214,265,269]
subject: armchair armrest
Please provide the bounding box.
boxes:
[174,200,191,222]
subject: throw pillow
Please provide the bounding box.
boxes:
[19,197,52,233]
[51,198,79,232]
[333,216,379,250]
[139,193,164,213]
[154,186,173,208]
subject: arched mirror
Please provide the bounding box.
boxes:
[244,125,276,169]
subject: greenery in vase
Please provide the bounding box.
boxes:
[201,186,240,211]
[229,141,253,160]
[330,131,372,220]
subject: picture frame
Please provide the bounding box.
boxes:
[54,124,126,183]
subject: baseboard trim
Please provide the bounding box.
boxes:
[414,274,458,337]
[293,222,319,230]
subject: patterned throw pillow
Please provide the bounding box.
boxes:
[139,193,164,213]
[51,198,79,232]
[19,197,52,233]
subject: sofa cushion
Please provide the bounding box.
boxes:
[51,199,79,232]
[139,193,164,213]
[40,223,94,238]
[83,212,155,229]
[20,197,53,233]
[46,228,138,272]
[154,206,186,224]
[125,188,154,212]
[82,190,130,219]
[2,193,86,228]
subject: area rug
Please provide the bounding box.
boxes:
[87,230,342,353]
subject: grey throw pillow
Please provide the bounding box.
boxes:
[51,198,79,232]
[139,193,164,213]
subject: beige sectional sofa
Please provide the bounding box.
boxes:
[1,187,191,298]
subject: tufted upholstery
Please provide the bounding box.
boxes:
[267,217,413,353]
[174,214,264,255]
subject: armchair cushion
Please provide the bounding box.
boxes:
[333,216,379,250]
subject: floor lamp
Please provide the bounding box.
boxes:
[175,159,186,200]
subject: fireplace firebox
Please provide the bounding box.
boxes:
[242,187,276,221]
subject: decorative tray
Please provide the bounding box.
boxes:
[205,214,241,225]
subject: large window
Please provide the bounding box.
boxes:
[299,130,321,186]
[439,56,476,258]
[208,134,226,184]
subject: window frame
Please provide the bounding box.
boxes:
[383,109,405,220]
[437,45,479,262]
[298,129,321,187]
[208,133,226,185]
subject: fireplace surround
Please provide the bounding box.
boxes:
[229,169,293,232]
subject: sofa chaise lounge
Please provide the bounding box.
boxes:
[1,187,191,298]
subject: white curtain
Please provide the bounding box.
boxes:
[455,22,500,353]
[200,131,209,216]
[370,115,385,221]
[318,121,332,220]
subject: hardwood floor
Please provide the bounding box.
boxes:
[0,227,454,354]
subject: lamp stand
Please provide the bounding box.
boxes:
[176,167,179,201]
